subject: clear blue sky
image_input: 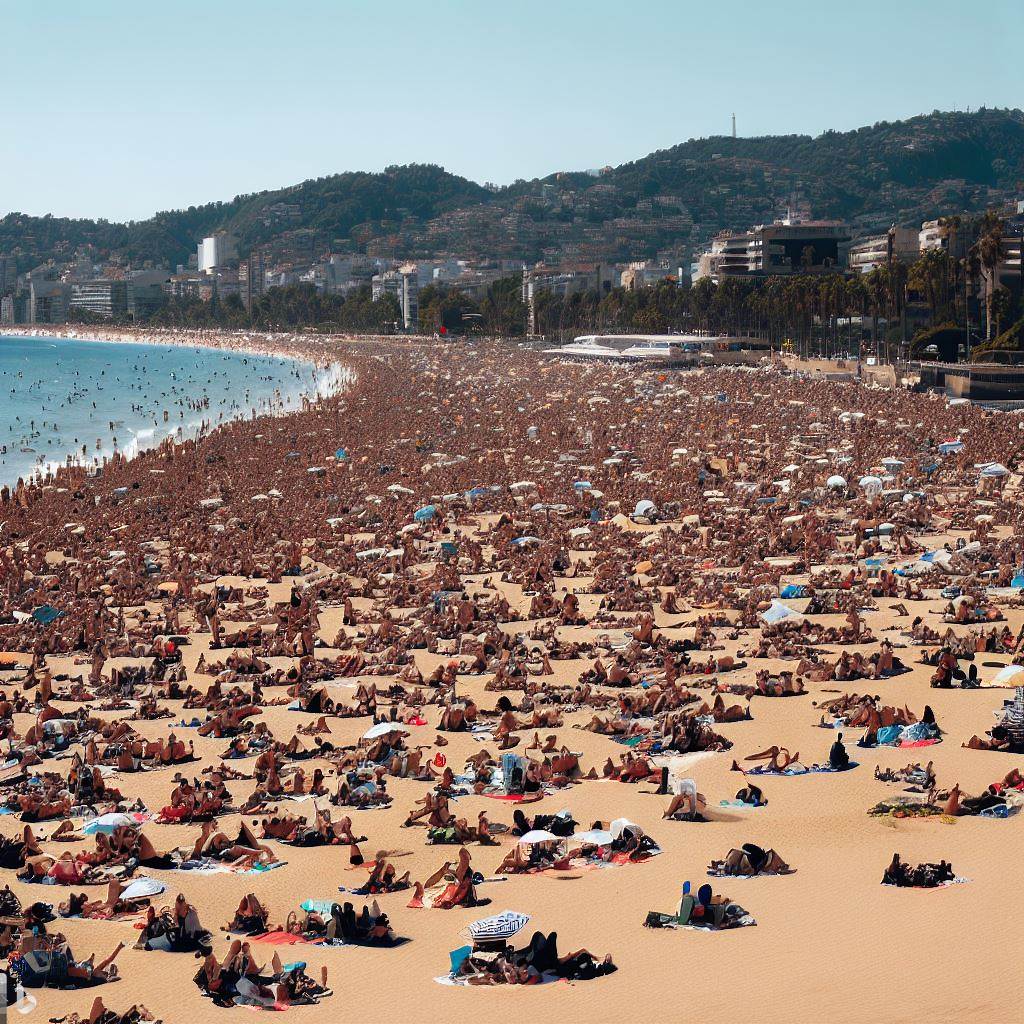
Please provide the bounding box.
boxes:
[1,0,1021,222]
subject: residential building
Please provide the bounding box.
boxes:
[164,274,205,301]
[69,279,128,318]
[197,232,238,274]
[919,218,967,260]
[848,226,920,274]
[986,208,1024,305]
[398,264,419,331]
[127,270,168,319]
[29,278,67,324]
[0,295,13,325]
[239,251,266,311]
[695,219,851,282]
[325,255,379,295]
[619,260,676,289]
[523,263,616,335]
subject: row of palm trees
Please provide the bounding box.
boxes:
[530,210,1019,360]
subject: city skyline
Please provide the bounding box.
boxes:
[1,0,1022,222]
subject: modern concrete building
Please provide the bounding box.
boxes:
[397,264,419,331]
[619,260,676,289]
[29,278,67,324]
[695,220,851,282]
[919,218,967,260]
[522,263,617,335]
[197,232,238,274]
[848,226,920,274]
[69,279,128,318]
[239,251,266,310]
[127,270,168,319]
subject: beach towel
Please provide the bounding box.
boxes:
[251,930,314,945]
[882,877,970,890]
[743,762,858,777]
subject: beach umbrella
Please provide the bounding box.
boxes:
[826,475,847,489]
[992,665,1024,685]
[335,448,348,460]
[518,829,559,845]
[760,600,804,625]
[386,484,414,496]
[573,481,593,491]
[633,499,657,518]
[414,504,436,522]
[362,722,410,740]
[980,463,1009,478]
[609,818,644,839]
[573,829,613,846]
[859,475,883,495]
[938,440,963,455]
[83,812,137,835]
[511,536,541,547]
[120,877,166,902]
[881,457,904,469]
[466,911,531,942]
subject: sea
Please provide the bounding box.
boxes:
[0,334,344,487]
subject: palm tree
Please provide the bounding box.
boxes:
[972,211,1005,340]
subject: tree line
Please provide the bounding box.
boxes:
[65,206,1023,361]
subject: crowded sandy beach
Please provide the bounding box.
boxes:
[0,333,1022,1024]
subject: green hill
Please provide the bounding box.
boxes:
[2,108,1023,274]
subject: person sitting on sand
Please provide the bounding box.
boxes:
[829,732,851,771]
[710,843,790,876]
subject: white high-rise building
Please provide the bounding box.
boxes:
[197,233,238,274]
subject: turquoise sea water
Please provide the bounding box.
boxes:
[0,334,334,486]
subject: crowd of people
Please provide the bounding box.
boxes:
[0,335,1021,1017]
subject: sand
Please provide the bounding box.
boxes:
[9,552,1021,1024]
[0,338,1021,1024]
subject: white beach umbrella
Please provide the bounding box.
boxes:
[465,911,531,942]
[518,829,560,845]
[362,721,409,740]
[573,829,614,846]
[992,665,1024,686]
[609,818,644,839]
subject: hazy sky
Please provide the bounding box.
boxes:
[1,0,1021,222]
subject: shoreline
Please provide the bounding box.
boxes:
[6,324,346,368]
[1,327,355,490]
[0,342,1019,1023]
